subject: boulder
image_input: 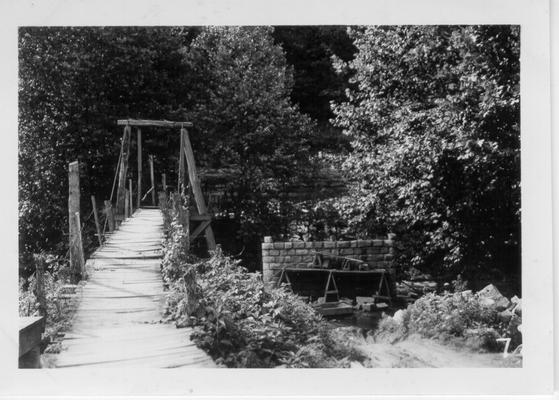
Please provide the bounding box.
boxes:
[511,298,522,317]
[477,284,511,311]
[479,297,496,307]
[498,309,514,322]
[392,309,407,325]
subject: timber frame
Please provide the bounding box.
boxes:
[115,118,216,250]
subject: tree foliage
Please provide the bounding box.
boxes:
[331,26,520,283]
[18,27,197,265]
[183,27,317,241]
[18,26,317,272]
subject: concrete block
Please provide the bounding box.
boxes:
[337,241,350,248]
[313,241,324,248]
[340,248,354,255]
[372,239,383,247]
[324,241,335,248]
[284,242,293,249]
[384,239,394,246]
[286,249,296,255]
[295,249,308,256]
[350,240,358,248]
[262,243,273,250]
[293,241,305,249]
[262,256,274,263]
[264,236,273,243]
[384,254,394,261]
[291,256,302,263]
[273,242,285,250]
[304,241,314,249]
[268,250,280,256]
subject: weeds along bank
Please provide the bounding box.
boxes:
[18,253,82,355]
[160,195,367,368]
[376,288,522,360]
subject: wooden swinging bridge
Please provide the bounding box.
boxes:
[20,119,217,368]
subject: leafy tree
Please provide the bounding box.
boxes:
[18,27,196,270]
[19,26,319,273]
[183,27,317,243]
[331,26,520,286]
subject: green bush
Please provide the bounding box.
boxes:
[161,200,367,367]
[18,253,78,349]
[376,291,508,351]
[408,292,502,339]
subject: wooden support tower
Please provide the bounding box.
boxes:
[114,119,216,250]
[115,125,131,219]
[182,127,216,250]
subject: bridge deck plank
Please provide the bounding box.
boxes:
[54,208,215,368]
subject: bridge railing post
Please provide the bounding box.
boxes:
[68,161,85,283]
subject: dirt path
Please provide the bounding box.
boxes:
[357,334,521,368]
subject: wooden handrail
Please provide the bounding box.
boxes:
[117,119,193,128]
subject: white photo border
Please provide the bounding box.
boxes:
[0,0,553,398]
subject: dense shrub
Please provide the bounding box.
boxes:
[161,199,367,367]
[376,291,518,351]
[331,26,521,287]
[18,253,78,349]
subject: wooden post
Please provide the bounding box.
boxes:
[91,196,103,246]
[115,125,131,219]
[104,200,115,232]
[162,173,167,192]
[124,189,130,219]
[75,211,86,278]
[182,128,216,250]
[68,161,83,282]
[178,130,185,193]
[33,255,47,318]
[137,128,142,209]
[149,155,156,206]
[129,179,133,215]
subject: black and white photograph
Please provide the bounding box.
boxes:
[0,0,555,398]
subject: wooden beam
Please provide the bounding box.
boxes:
[182,128,216,250]
[124,189,130,219]
[68,161,83,283]
[91,196,103,246]
[190,220,211,243]
[115,125,131,218]
[137,128,142,209]
[104,200,115,232]
[117,119,193,128]
[178,129,185,192]
[19,316,45,368]
[75,211,86,278]
[190,214,212,221]
[128,179,133,215]
[149,155,156,206]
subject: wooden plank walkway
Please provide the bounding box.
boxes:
[54,208,215,368]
